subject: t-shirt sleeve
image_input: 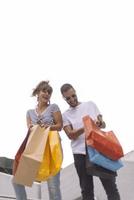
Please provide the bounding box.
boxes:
[90,101,101,120]
[26,110,30,118]
[51,103,60,113]
[94,102,101,116]
[62,113,71,127]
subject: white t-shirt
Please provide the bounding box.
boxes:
[62,101,100,155]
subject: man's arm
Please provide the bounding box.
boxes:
[63,124,84,140]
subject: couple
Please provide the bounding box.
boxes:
[12,81,120,200]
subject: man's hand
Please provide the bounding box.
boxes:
[67,130,78,140]
[95,114,106,128]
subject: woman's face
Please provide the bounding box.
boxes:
[37,90,51,104]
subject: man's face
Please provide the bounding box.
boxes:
[63,88,78,107]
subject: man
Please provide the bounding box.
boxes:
[60,83,120,200]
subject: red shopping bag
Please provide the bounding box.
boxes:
[83,115,124,160]
[12,129,30,175]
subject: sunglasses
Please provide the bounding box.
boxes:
[64,94,77,101]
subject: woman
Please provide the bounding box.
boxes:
[12,81,63,200]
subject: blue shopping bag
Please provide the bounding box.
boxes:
[87,146,123,172]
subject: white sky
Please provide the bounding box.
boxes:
[0,1,134,168]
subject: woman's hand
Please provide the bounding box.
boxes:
[40,123,50,129]
[28,124,34,131]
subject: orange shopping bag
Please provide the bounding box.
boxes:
[83,115,124,160]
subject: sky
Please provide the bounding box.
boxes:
[0,1,134,168]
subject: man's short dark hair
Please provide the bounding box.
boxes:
[60,83,74,94]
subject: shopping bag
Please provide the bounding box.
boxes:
[36,131,63,181]
[48,131,63,177]
[87,146,123,171]
[36,138,50,181]
[83,115,124,160]
[13,156,41,186]
[86,146,117,179]
[23,125,50,161]
[13,125,49,186]
[12,129,30,175]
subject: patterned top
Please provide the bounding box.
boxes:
[26,103,60,125]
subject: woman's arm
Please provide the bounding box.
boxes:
[26,116,33,129]
[50,111,63,131]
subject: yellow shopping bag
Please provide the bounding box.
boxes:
[49,131,63,176]
[36,131,63,181]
